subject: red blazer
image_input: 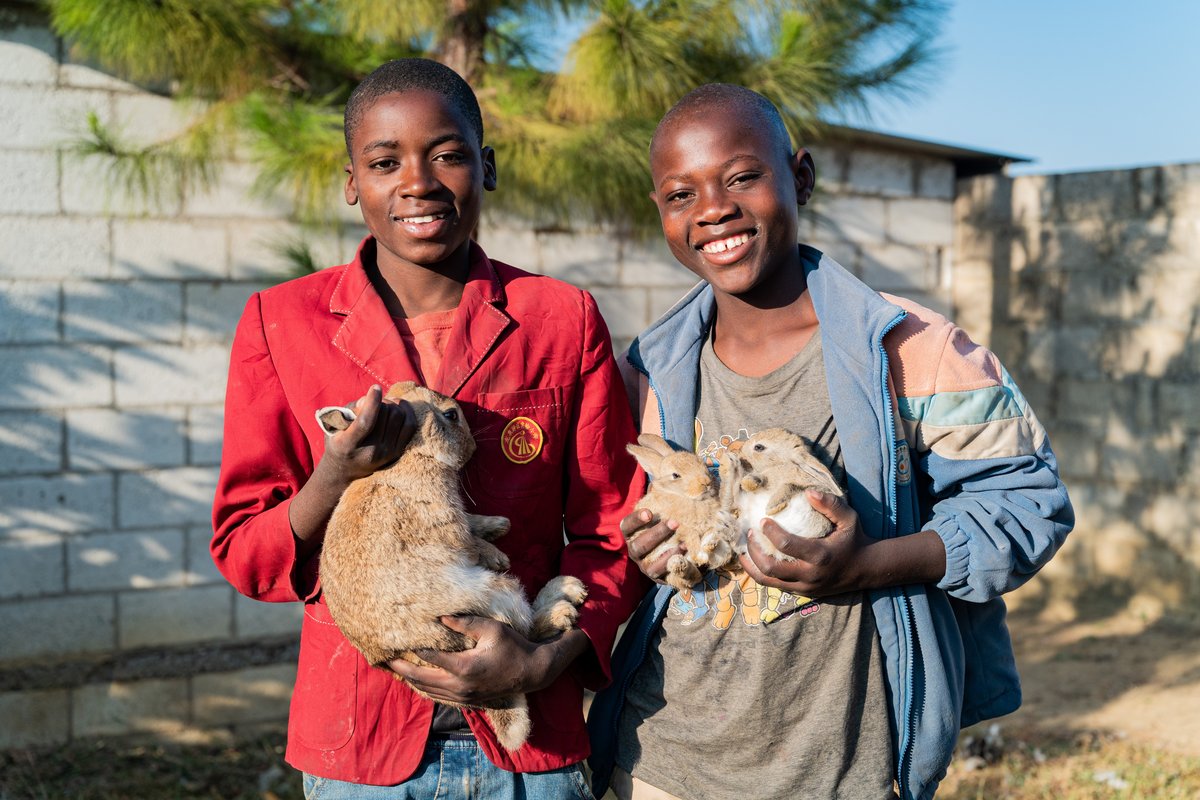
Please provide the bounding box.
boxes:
[211,238,645,784]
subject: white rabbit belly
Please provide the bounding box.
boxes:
[766,495,832,539]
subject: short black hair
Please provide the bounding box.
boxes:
[651,83,793,159]
[344,58,484,155]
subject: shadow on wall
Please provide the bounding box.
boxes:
[978,165,1200,623]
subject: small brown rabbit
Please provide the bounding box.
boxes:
[315,381,587,752]
[721,427,845,562]
[625,433,737,591]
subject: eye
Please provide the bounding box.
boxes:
[731,171,762,186]
[370,158,397,170]
[670,472,681,480]
[753,444,765,452]
[434,150,467,164]
[443,408,458,422]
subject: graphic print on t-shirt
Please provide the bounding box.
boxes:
[669,419,822,630]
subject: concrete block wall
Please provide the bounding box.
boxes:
[958,164,1200,620]
[0,11,956,748]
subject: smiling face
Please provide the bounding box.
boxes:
[344,90,496,276]
[649,109,813,299]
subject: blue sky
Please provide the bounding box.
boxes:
[837,1,1200,175]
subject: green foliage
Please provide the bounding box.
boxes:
[46,0,945,233]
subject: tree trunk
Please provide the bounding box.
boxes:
[438,0,488,86]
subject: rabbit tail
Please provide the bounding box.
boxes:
[485,695,532,752]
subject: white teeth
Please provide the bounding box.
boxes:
[701,233,751,254]
[397,213,447,224]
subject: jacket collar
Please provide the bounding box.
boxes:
[329,237,511,397]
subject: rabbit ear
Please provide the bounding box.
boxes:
[636,433,674,455]
[316,406,356,435]
[792,455,842,496]
[626,443,662,478]
[386,381,420,401]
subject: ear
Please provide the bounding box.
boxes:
[344,163,358,206]
[791,148,815,207]
[316,406,356,435]
[481,146,498,192]
[636,433,674,456]
[626,443,661,478]
[386,381,420,401]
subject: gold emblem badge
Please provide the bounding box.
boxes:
[500,416,544,464]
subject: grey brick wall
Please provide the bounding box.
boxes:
[958,165,1200,620]
[0,12,970,749]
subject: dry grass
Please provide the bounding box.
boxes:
[2,726,1199,799]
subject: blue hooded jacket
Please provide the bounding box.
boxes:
[587,247,1074,800]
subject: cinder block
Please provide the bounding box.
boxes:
[73,678,190,737]
[185,524,224,586]
[812,195,887,244]
[58,51,139,91]
[1011,174,1053,224]
[0,344,113,410]
[916,158,955,201]
[1100,324,1188,379]
[535,231,620,287]
[235,593,302,639]
[0,23,60,86]
[859,243,932,293]
[117,465,219,528]
[1100,421,1184,485]
[620,239,696,288]
[228,221,343,279]
[806,144,850,195]
[0,410,64,475]
[0,85,111,149]
[68,407,186,470]
[193,663,295,726]
[0,690,70,749]
[118,585,232,648]
[0,532,64,598]
[887,198,955,247]
[648,286,698,324]
[475,222,537,269]
[112,93,200,145]
[0,594,116,662]
[183,162,293,220]
[188,405,224,466]
[63,280,184,343]
[60,152,183,218]
[112,219,227,279]
[847,148,914,197]
[1055,169,1139,222]
[0,280,59,343]
[184,281,264,343]
[0,472,115,534]
[68,529,186,591]
[114,343,229,407]
[1160,382,1200,430]
[0,149,58,214]
[0,216,110,279]
[589,287,648,340]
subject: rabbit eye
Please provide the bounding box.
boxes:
[443,408,458,422]
[753,444,765,452]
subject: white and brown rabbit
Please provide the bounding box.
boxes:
[315,381,587,752]
[721,427,845,562]
[625,433,737,591]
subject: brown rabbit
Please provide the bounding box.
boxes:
[625,433,737,591]
[315,381,587,752]
[720,427,845,562]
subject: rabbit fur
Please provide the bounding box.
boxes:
[720,427,845,562]
[625,433,737,591]
[315,381,587,752]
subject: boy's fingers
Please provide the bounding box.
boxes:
[626,520,678,561]
[807,489,854,527]
[619,509,654,537]
[350,385,383,436]
[758,519,816,560]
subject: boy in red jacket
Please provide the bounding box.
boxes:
[211,58,643,797]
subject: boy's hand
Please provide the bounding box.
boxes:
[619,509,684,584]
[319,384,416,483]
[387,616,589,705]
[738,490,869,596]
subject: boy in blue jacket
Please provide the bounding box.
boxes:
[587,84,1073,800]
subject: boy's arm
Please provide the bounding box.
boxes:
[743,322,1073,601]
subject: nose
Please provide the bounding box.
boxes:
[695,186,738,226]
[398,159,439,197]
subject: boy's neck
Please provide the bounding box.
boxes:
[371,242,472,318]
[710,261,819,378]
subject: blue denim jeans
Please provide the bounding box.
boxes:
[302,736,595,800]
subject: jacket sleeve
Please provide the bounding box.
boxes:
[560,292,650,689]
[899,323,1074,603]
[210,292,317,603]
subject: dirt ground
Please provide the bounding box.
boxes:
[999,607,1200,757]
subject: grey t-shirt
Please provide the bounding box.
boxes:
[616,329,895,800]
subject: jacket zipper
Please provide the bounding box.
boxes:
[877,311,921,800]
